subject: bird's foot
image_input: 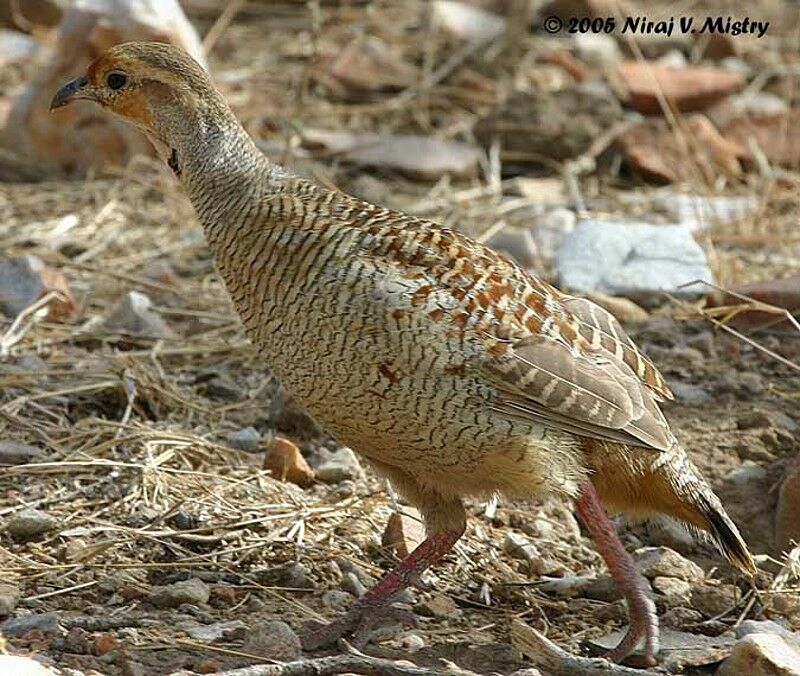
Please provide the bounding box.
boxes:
[575,482,660,666]
[301,602,418,650]
[605,594,659,666]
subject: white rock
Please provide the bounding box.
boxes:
[717,632,800,676]
[556,220,712,304]
[314,447,364,484]
[657,49,687,68]
[431,1,506,41]
[103,291,175,339]
[531,207,576,261]
[503,531,539,562]
[574,33,620,68]
[0,656,61,676]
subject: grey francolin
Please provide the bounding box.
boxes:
[51,42,755,665]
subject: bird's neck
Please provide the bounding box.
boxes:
[168,108,286,243]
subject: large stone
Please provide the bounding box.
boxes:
[0,440,44,465]
[102,291,175,339]
[0,656,60,676]
[0,255,75,321]
[620,115,746,184]
[5,509,58,539]
[323,36,417,98]
[242,620,301,661]
[301,129,480,180]
[556,220,712,304]
[717,632,800,676]
[314,447,364,484]
[148,577,209,608]
[618,61,744,114]
[635,547,704,582]
[1,0,205,176]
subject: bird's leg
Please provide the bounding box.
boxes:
[302,525,465,650]
[575,481,659,666]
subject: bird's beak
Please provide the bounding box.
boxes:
[50,75,91,111]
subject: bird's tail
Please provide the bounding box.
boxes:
[587,441,756,576]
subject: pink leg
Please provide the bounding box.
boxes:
[575,482,659,666]
[302,525,465,650]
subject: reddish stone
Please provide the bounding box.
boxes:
[619,114,747,184]
[724,109,800,168]
[263,437,314,487]
[618,61,744,114]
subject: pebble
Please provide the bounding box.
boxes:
[737,410,774,430]
[203,374,241,401]
[652,576,691,606]
[148,577,210,608]
[556,220,712,304]
[574,33,620,68]
[634,546,704,582]
[102,291,175,338]
[661,606,703,629]
[0,440,44,465]
[0,255,75,322]
[263,437,314,487]
[225,427,260,452]
[179,620,247,643]
[340,571,368,598]
[314,447,364,483]
[416,594,460,619]
[718,632,800,676]
[503,531,540,563]
[0,583,20,617]
[2,612,61,637]
[322,589,352,612]
[690,583,738,617]
[725,461,768,487]
[667,382,711,405]
[382,508,426,559]
[242,620,301,661]
[6,509,58,540]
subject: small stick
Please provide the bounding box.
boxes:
[510,620,652,675]
[168,653,483,676]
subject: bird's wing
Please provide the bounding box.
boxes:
[479,285,675,452]
[557,294,673,401]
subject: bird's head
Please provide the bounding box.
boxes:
[50,41,229,156]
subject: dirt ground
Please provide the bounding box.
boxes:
[1,1,800,675]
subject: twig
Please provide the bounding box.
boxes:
[203,0,246,53]
[167,653,483,676]
[510,620,653,675]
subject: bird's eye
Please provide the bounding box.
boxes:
[106,72,128,90]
